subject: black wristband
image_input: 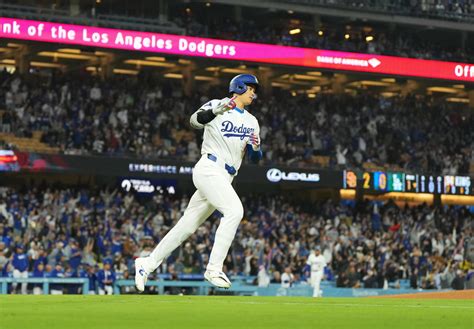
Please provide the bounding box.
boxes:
[197,109,217,124]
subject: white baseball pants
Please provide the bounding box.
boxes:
[12,270,28,295]
[146,155,244,273]
[311,271,323,297]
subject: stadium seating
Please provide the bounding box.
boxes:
[0,187,471,294]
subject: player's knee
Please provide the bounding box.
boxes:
[228,203,244,222]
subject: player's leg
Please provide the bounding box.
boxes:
[105,285,113,295]
[135,189,214,292]
[310,273,317,297]
[143,189,214,272]
[12,269,20,293]
[20,271,28,295]
[314,272,323,297]
[193,169,244,287]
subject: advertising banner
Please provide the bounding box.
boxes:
[1,17,473,81]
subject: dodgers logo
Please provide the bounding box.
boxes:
[221,121,254,140]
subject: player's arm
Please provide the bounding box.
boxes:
[246,120,263,163]
[189,98,236,129]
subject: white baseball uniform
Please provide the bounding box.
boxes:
[145,99,260,273]
[307,252,326,297]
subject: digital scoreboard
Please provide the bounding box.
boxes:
[343,170,472,196]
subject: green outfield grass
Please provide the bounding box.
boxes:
[1,295,472,329]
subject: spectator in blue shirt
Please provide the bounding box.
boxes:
[11,245,29,294]
[68,240,82,271]
[50,263,65,295]
[97,261,116,295]
[80,264,98,294]
[32,263,45,295]
[111,233,123,255]
[0,260,10,278]
[33,247,48,271]
[1,231,13,250]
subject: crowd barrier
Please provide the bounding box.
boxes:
[0,277,89,295]
[0,277,437,297]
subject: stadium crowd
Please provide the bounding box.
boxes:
[1,1,472,63]
[97,0,474,62]
[0,186,472,294]
[0,72,472,175]
[179,14,472,63]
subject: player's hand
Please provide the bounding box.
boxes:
[212,96,237,115]
[249,132,260,151]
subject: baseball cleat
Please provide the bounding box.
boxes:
[134,257,149,293]
[204,270,232,289]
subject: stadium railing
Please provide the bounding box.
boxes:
[0,277,89,295]
[114,279,258,295]
[1,277,452,296]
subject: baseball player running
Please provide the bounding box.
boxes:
[307,246,326,297]
[135,74,262,291]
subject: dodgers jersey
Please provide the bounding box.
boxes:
[307,253,326,273]
[194,99,260,171]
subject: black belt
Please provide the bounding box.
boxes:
[207,154,237,175]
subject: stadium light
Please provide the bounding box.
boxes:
[427,87,459,93]
[94,51,109,56]
[293,74,322,81]
[38,51,94,60]
[344,34,350,40]
[57,48,81,54]
[349,80,392,87]
[30,61,64,68]
[271,82,291,88]
[124,59,175,68]
[365,35,374,42]
[195,76,215,81]
[205,66,221,72]
[289,28,301,35]
[7,43,22,48]
[318,30,324,36]
[164,73,183,79]
[179,59,192,65]
[446,97,469,103]
[113,68,138,75]
[221,68,249,74]
[145,56,166,62]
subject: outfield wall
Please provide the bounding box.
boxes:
[1,277,463,297]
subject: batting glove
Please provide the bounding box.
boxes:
[212,97,237,115]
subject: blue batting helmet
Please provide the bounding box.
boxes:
[229,74,259,95]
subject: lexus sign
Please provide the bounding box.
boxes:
[266,168,320,183]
